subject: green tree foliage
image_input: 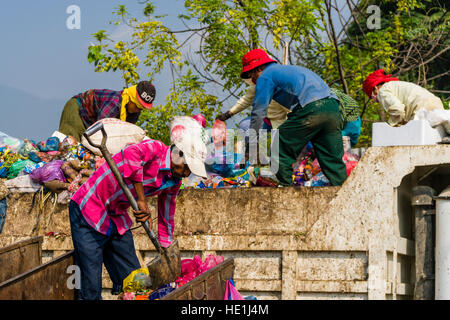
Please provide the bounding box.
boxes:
[88,0,449,147]
[87,3,220,144]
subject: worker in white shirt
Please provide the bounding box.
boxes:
[363,69,444,127]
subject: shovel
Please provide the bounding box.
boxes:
[83,122,181,289]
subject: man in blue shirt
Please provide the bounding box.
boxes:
[242,49,347,186]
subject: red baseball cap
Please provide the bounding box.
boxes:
[363,69,399,97]
[241,49,276,78]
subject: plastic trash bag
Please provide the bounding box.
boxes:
[342,152,360,176]
[38,136,60,152]
[205,151,244,177]
[81,118,145,156]
[199,254,225,274]
[0,198,6,234]
[176,254,224,287]
[212,119,227,146]
[148,283,176,300]
[414,108,450,134]
[0,130,23,152]
[224,279,244,300]
[30,160,66,184]
[3,174,42,193]
[23,161,45,174]
[7,159,36,179]
[18,139,39,158]
[122,268,152,293]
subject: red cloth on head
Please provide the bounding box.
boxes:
[363,69,399,97]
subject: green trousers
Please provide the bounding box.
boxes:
[58,98,86,142]
[273,97,347,186]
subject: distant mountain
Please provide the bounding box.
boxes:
[0,85,65,141]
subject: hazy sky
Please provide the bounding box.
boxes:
[0,0,195,140]
[0,1,350,141]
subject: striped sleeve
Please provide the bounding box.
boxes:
[122,141,155,182]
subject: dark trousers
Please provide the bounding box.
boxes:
[273,98,347,186]
[69,200,140,300]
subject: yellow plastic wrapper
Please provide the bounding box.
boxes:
[123,268,152,293]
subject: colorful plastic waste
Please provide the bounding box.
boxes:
[148,283,176,300]
[342,151,360,176]
[7,159,36,180]
[0,198,6,234]
[0,131,23,152]
[18,139,39,158]
[212,119,227,147]
[205,151,244,177]
[29,160,66,183]
[38,137,60,152]
[293,146,360,186]
[176,254,225,287]
[0,131,98,194]
[224,279,244,300]
[122,268,152,293]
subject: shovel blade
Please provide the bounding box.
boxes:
[147,240,181,289]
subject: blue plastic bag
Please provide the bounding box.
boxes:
[205,151,244,177]
[148,283,176,300]
[38,137,60,152]
[0,198,6,234]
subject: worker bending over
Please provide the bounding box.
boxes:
[363,69,444,127]
[241,49,347,186]
[59,81,156,141]
[69,117,207,299]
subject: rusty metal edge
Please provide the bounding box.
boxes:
[161,258,234,300]
[0,236,43,255]
[0,250,74,289]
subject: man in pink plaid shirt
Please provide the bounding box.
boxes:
[69,117,207,300]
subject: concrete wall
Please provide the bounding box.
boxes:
[1,145,449,300]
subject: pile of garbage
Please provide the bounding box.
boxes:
[118,254,241,300]
[1,121,362,196]
[181,144,360,190]
[0,130,101,202]
[292,142,359,187]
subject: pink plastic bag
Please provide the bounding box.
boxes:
[224,279,244,300]
[199,254,224,273]
[342,152,359,176]
[212,119,227,147]
[345,161,358,176]
[176,254,225,287]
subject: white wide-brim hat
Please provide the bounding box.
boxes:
[170,116,208,178]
